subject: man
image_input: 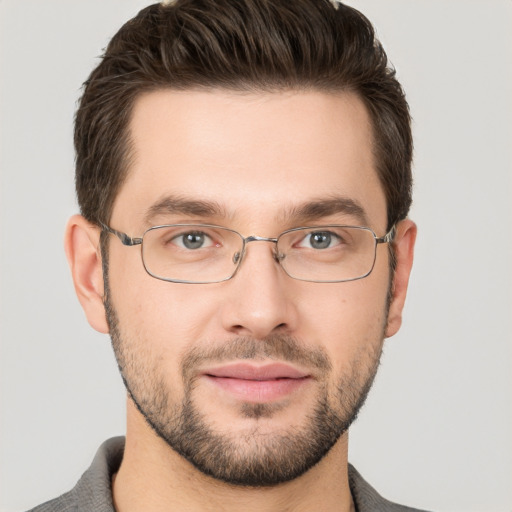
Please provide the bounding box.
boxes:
[29,0,423,510]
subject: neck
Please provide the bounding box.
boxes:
[113,401,355,512]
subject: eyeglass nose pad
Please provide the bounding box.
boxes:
[275,251,286,263]
[233,248,283,266]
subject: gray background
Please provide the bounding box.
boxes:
[1,1,511,511]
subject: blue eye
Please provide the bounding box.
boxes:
[174,231,214,250]
[300,231,340,249]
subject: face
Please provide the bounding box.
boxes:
[102,90,399,485]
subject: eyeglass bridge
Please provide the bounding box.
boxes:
[232,235,287,265]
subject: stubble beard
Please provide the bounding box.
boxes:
[103,264,386,487]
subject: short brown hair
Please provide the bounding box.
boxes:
[75,0,412,229]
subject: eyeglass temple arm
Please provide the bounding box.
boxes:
[100,223,142,246]
[375,224,396,244]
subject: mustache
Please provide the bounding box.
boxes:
[181,334,332,381]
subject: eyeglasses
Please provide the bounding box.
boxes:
[101,223,396,284]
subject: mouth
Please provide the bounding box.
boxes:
[202,363,312,403]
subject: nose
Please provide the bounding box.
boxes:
[220,240,299,339]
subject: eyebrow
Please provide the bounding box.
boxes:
[143,194,368,227]
[143,195,227,226]
[284,196,369,226]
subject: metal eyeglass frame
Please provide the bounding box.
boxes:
[100,222,396,284]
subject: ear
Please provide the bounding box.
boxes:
[385,219,417,338]
[64,214,109,334]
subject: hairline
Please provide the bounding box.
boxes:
[102,84,382,226]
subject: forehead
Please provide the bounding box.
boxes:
[112,89,386,231]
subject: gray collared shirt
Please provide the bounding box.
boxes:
[27,437,430,512]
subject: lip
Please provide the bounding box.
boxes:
[205,363,309,380]
[202,363,311,402]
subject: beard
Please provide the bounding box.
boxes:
[103,260,386,487]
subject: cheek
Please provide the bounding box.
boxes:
[107,277,219,397]
[295,274,389,367]
[108,251,221,357]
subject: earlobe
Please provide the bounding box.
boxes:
[64,214,110,334]
[385,219,417,338]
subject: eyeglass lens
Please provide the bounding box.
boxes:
[141,224,378,283]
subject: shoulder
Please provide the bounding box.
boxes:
[26,490,77,512]
[25,437,125,512]
[348,464,432,512]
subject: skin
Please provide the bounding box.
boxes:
[65,89,416,512]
